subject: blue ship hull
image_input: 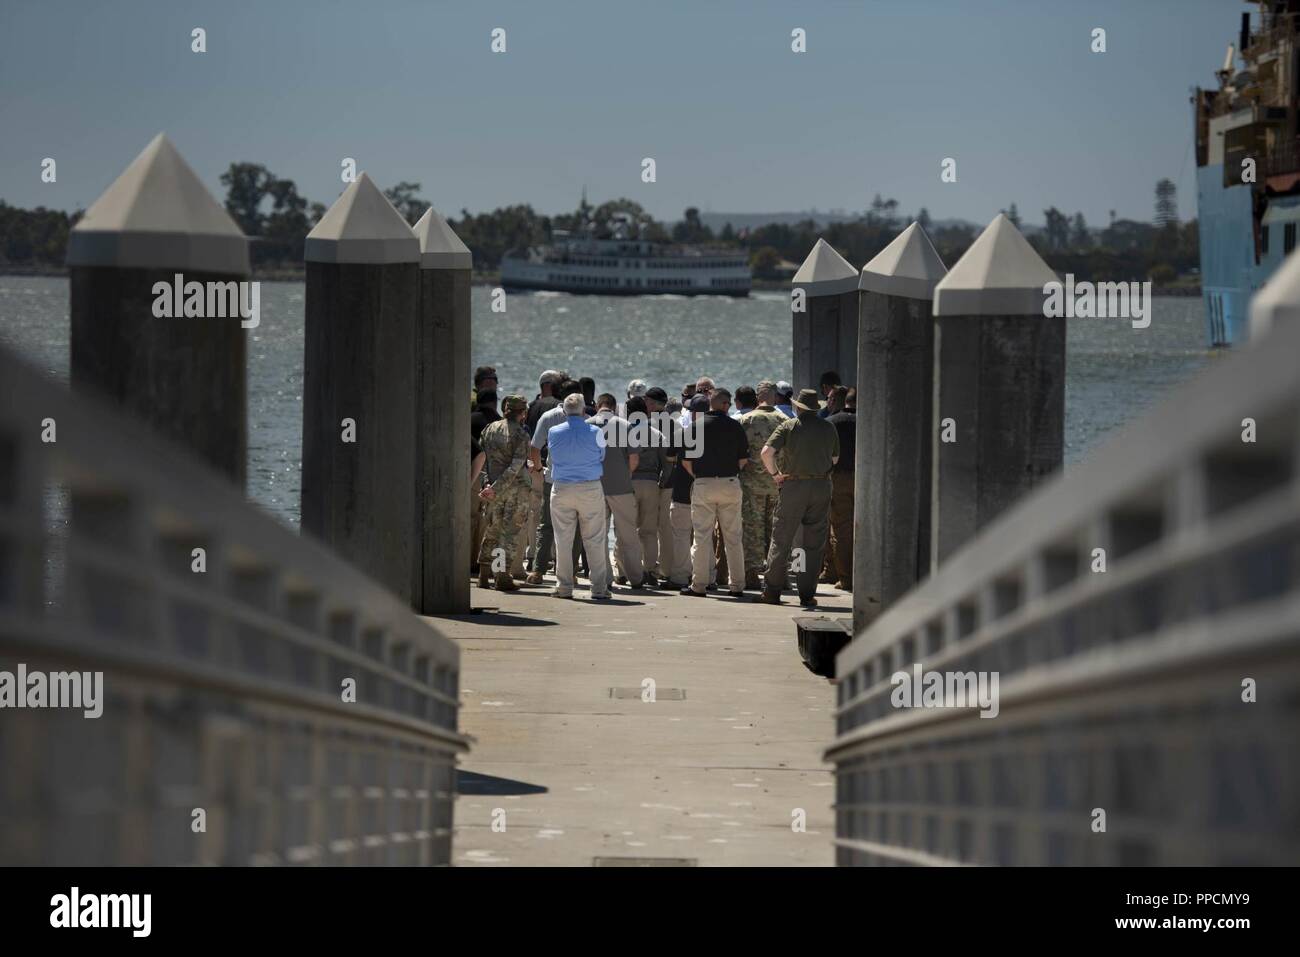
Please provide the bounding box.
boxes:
[1196,165,1254,347]
[1197,165,1300,347]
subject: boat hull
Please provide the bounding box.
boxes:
[499,277,750,298]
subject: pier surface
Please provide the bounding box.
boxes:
[429,583,846,866]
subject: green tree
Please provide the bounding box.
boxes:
[1149,263,1176,285]
[384,181,431,225]
[1043,207,1070,251]
[220,163,274,235]
[672,207,713,244]
[264,177,310,240]
[1069,212,1091,250]
[750,245,782,278]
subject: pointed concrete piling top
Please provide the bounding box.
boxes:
[1248,246,1300,339]
[304,173,419,265]
[66,133,249,275]
[792,238,859,297]
[932,213,1059,316]
[859,222,947,300]
[413,207,472,270]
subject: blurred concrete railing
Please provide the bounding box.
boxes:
[0,345,468,866]
[825,318,1300,866]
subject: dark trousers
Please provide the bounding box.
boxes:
[532,479,585,574]
[531,480,555,572]
[827,470,854,587]
[763,478,832,600]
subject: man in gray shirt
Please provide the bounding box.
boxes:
[626,395,667,586]
[589,393,645,590]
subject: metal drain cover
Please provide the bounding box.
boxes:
[608,687,686,700]
[593,857,697,867]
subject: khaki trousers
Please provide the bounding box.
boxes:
[689,477,744,593]
[656,486,674,577]
[668,500,694,586]
[632,480,667,575]
[603,492,644,590]
[551,480,610,598]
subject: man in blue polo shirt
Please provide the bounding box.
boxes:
[547,393,610,600]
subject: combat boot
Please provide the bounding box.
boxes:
[495,573,519,592]
[478,568,493,589]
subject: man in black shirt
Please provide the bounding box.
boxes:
[665,394,704,587]
[471,390,501,445]
[680,388,749,597]
[526,371,562,436]
[473,366,498,410]
[825,386,856,590]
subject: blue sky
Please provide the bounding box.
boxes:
[0,0,1243,226]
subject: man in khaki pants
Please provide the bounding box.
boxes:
[681,389,750,598]
[645,387,677,579]
[589,393,645,591]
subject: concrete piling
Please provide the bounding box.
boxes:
[67,133,250,485]
[301,173,421,603]
[792,238,859,392]
[853,223,947,635]
[929,213,1065,569]
[413,208,473,613]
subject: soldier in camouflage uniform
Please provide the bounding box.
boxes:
[738,381,787,590]
[476,395,534,591]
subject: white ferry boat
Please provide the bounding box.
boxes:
[501,226,751,297]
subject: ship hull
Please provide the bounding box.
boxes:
[1197,164,1300,347]
[499,277,750,298]
[501,245,751,298]
[1196,164,1255,347]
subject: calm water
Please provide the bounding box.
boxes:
[0,276,1215,528]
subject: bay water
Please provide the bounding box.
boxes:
[0,277,1214,529]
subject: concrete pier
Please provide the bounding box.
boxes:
[929,213,1064,569]
[435,583,845,865]
[301,173,421,603]
[792,239,859,391]
[853,223,947,635]
[66,133,250,485]
[414,208,474,614]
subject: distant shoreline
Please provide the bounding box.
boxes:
[0,264,1203,297]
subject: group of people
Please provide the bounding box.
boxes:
[469,365,857,608]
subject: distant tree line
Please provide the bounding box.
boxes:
[0,170,1200,286]
[0,201,77,267]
